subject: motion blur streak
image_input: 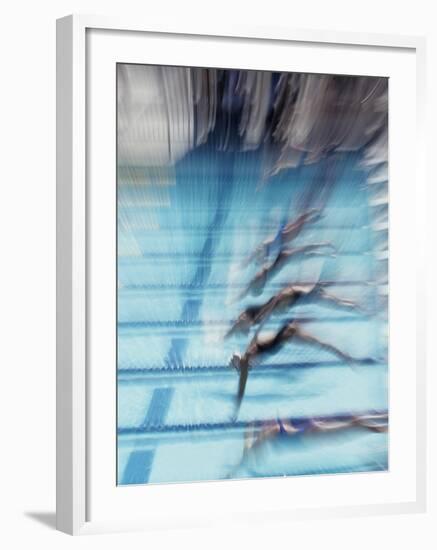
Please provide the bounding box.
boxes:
[118,66,387,172]
[117,64,389,485]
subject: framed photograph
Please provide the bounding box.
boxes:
[56,15,427,535]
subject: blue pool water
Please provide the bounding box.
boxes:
[117,148,388,485]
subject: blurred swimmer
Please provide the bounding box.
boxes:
[241,419,299,460]
[238,242,336,300]
[226,282,363,338]
[225,418,300,478]
[229,320,355,417]
[242,208,322,267]
[227,412,388,477]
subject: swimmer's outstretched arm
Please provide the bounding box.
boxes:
[247,422,280,453]
[230,420,298,478]
[224,322,239,339]
[224,312,250,339]
[243,422,258,453]
[233,360,250,420]
[232,328,265,417]
[226,421,263,479]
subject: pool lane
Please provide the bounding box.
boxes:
[117,150,388,485]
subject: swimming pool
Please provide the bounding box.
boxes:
[117,147,388,485]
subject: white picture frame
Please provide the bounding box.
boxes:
[56,14,427,535]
